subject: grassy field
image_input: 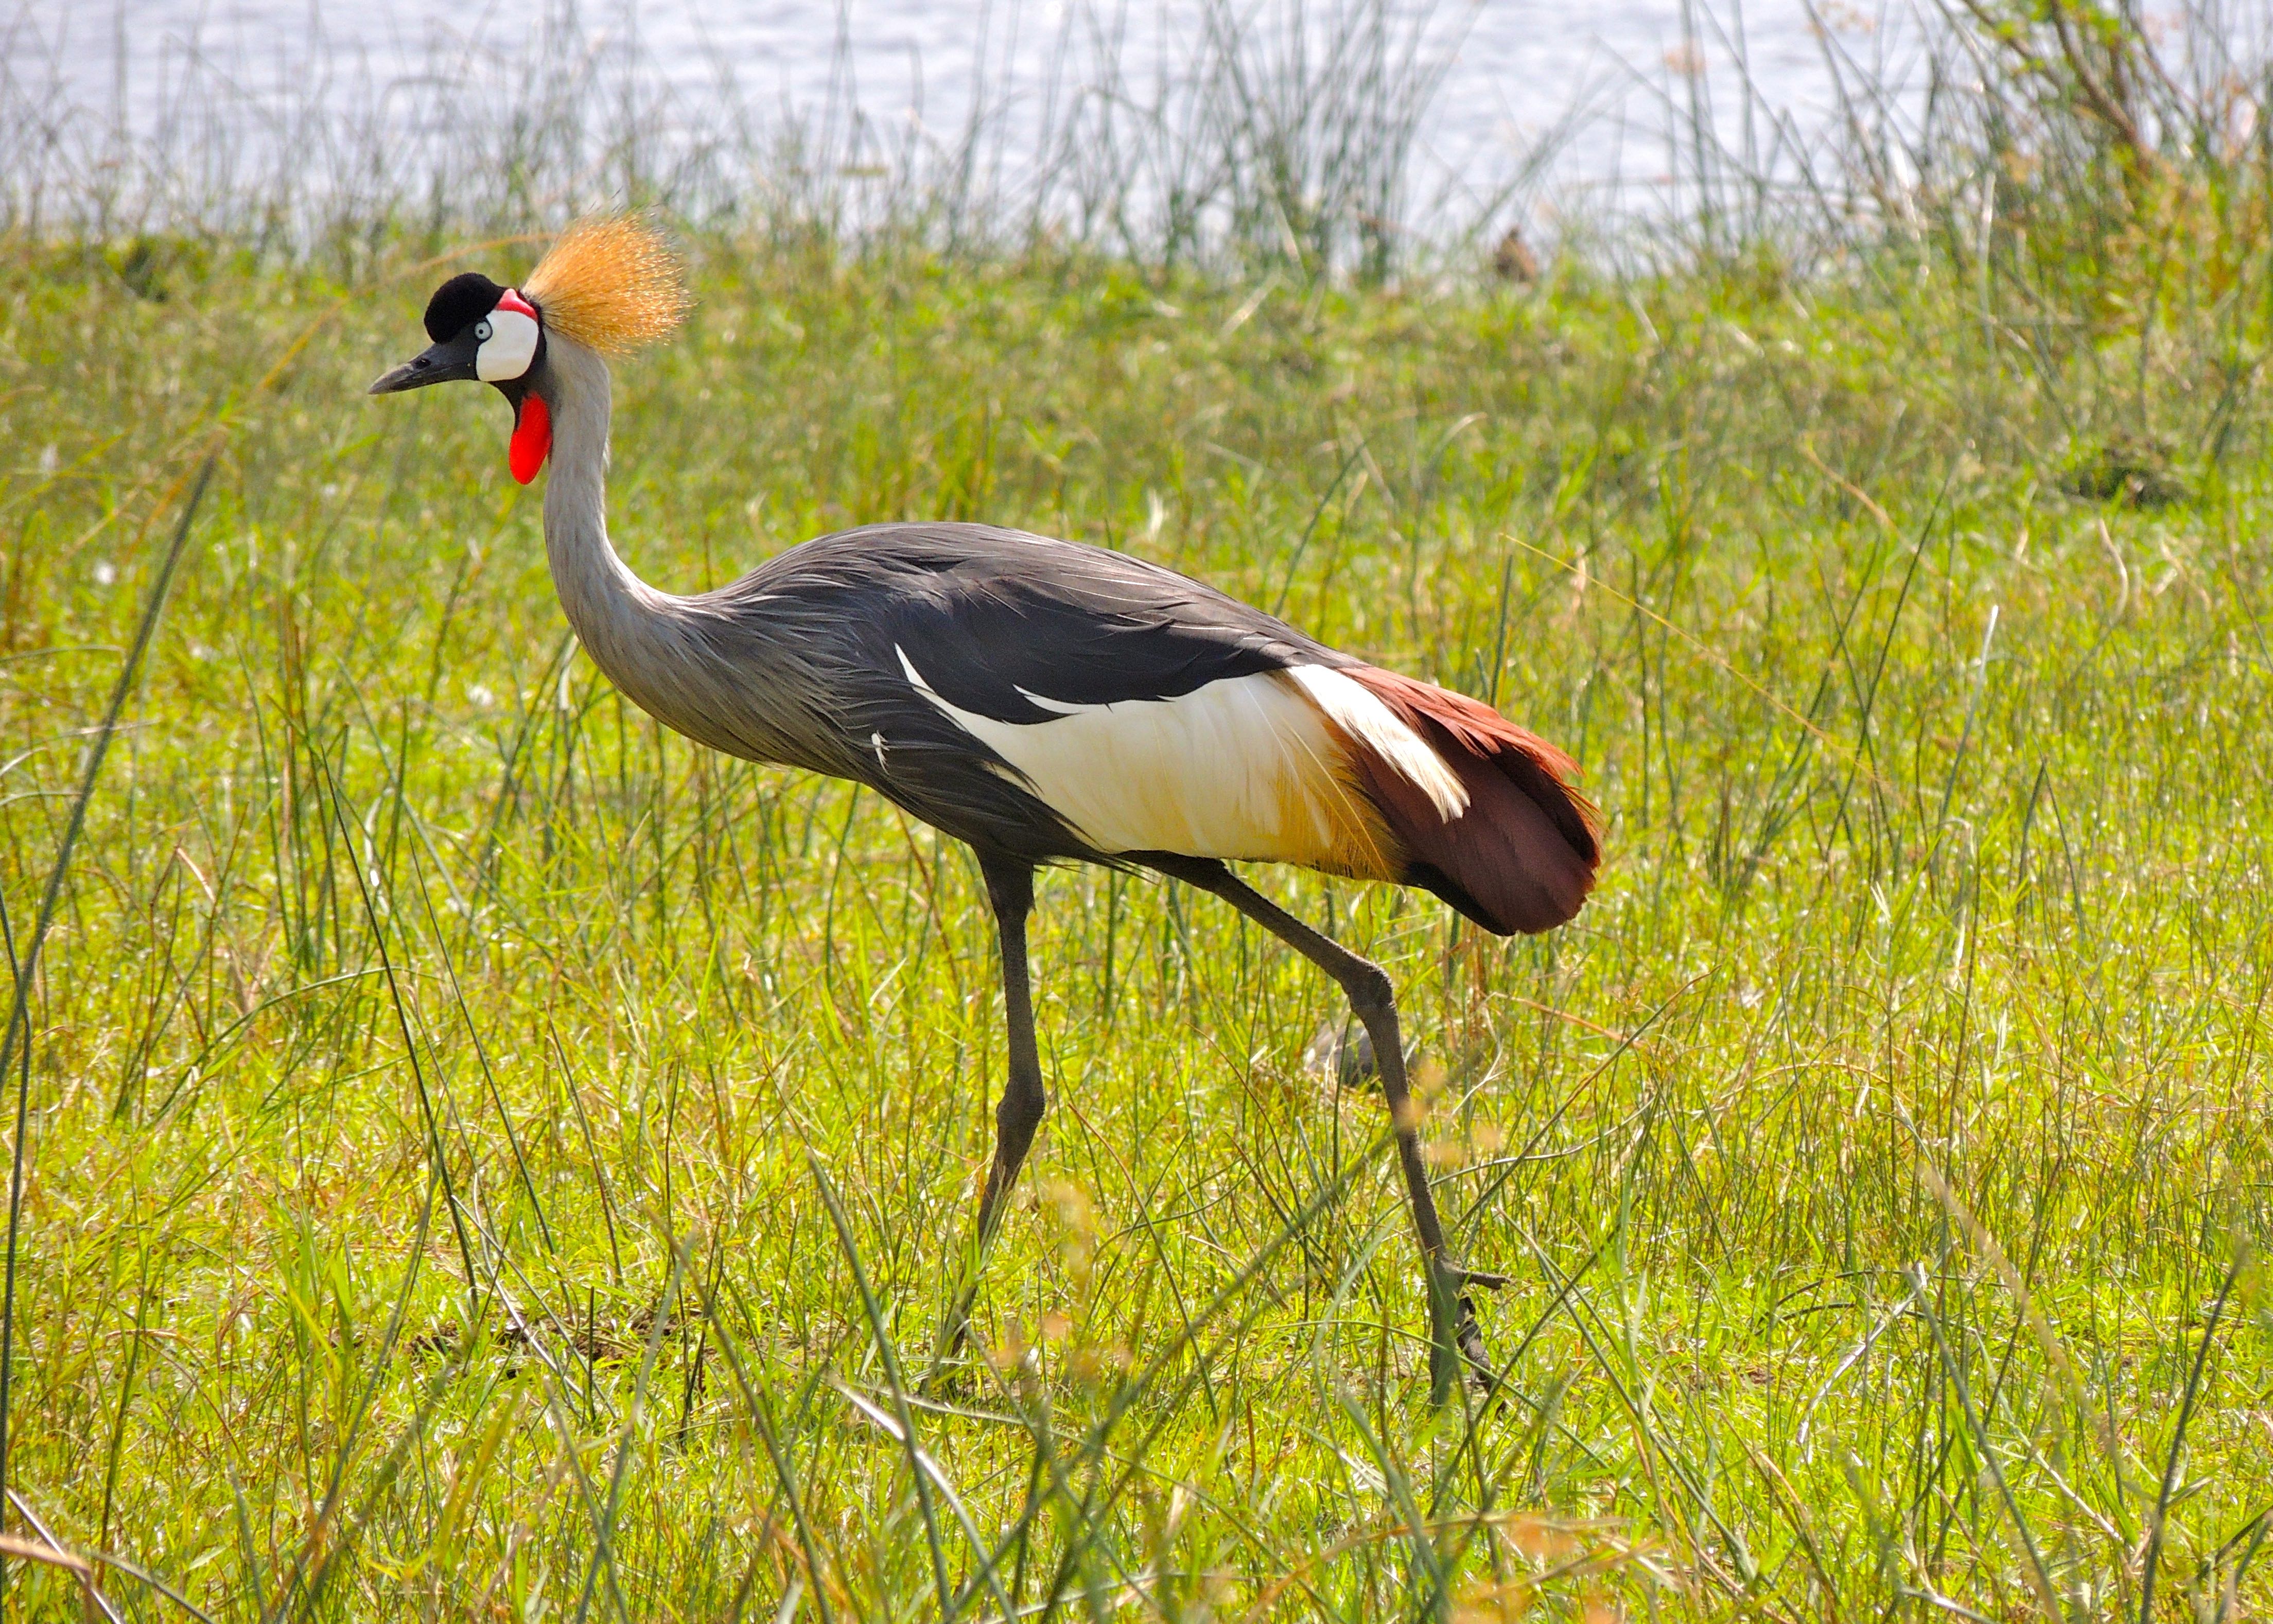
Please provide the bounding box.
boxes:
[4,64,2273,1618]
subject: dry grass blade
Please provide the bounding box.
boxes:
[0,1531,104,1623]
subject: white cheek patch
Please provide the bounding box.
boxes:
[477,307,541,381]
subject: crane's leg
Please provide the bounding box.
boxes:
[1150,855,1499,1404]
[934,857,1046,1372]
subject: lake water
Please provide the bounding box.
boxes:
[8,0,1920,225]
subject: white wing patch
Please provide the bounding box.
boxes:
[1283,665,1468,821]
[895,649,1459,867]
[1013,686,1085,716]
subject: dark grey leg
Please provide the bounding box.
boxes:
[1150,855,1499,1403]
[936,857,1045,1367]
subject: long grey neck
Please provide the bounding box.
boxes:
[539,335,687,678]
[534,337,835,775]
[538,334,771,763]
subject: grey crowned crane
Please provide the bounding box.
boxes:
[370,217,1603,1398]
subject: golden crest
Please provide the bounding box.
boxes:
[523,215,691,356]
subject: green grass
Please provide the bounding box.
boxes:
[0,217,2268,1622]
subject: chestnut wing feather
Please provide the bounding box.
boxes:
[1341,666,1602,935]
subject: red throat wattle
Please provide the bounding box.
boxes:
[510,395,552,485]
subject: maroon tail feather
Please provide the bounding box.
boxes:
[1342,666,1602,935]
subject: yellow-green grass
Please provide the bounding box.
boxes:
[1,234,2267,1621]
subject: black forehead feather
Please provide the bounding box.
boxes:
[423,273,505,342]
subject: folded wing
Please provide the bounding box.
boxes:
[789,525,1601,929]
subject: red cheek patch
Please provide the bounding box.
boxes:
[510,395,552,485]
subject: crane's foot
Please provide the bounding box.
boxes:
[1427,1261,1507,1406]
[923,1290,981,1393]
[1305,1019,1379,1090]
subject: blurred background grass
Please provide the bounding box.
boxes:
[1,0,2270,1618]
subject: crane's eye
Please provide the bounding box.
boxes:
[474,319,494,342]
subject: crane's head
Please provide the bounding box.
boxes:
[368,216,690,485]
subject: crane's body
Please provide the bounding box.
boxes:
[373,219,1602,1399]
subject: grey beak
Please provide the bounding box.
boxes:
[368,331,482,394]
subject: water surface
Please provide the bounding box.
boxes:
[10,0,1908,216]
